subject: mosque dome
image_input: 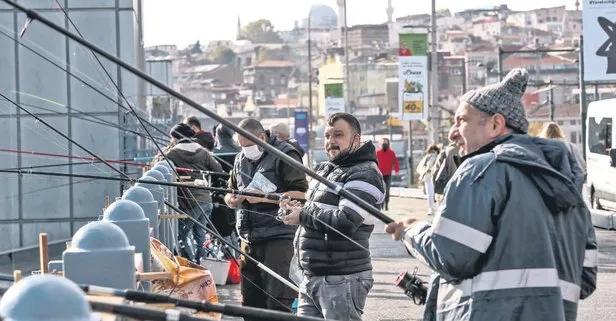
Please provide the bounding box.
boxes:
[301,4,338,29]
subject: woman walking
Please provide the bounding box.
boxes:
[416,145,440,215]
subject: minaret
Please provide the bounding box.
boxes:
[236,16,242,40]
[387,0,395,48]
[337,0,346,42]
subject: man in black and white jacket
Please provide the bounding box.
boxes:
[280,112,385,321]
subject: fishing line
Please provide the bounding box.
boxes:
[0,97,170,144]
[4,3,391,313]
[0,92,129,179]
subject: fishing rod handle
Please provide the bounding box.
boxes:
[90,301,214,321]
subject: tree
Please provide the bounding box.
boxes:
[190,40,202,54]
[213,45,237,64]
[240,19,283,44]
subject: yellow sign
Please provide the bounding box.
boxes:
[403,91,424,114]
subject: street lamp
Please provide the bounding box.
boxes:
[307,5,316,165]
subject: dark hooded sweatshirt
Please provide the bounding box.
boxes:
[213,124,240,173]
[164,140,223,210]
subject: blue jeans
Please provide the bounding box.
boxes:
[178,203,213,263]
[297,270,373,320]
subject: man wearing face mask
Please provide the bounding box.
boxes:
[224,118,308,317]
[279,112,385,320]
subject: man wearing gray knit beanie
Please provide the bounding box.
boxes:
[386,68,596,321]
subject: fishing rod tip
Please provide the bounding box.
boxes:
[19,17,32,38]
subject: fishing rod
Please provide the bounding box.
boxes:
[41,2,274,307]
[0,148,147,167]
[0,273,324,321]
[176,167,230,178]
[0,27,169,143]
[0,169,306,203]
[2,0,394,225]
[90,301,215,321]
[0,92,129,179]
[0,285,216,321]
[165,201,300,293]
[0,97,170,145]
[3,160,141,172]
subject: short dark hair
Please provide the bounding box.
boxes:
[170,123,195,140]
[426,144,440,154]
[327,113,361,135]
[183,116,201,130]
[238,118,265,136]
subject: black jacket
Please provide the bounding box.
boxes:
[164,141,222,209]
[228,136,309,243]
[214,125,240,173]
[286,138,305,158]
[210,125,241,237]
[297,142,385,276]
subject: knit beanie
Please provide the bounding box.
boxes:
[170,123,195,140]
[461,68,530,133]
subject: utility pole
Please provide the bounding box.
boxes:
[429,0,439,144]
[343,0,351,113]
[307,9,313,166]
[579,36,587,160]
[547,80,555,121]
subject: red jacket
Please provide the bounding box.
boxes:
[376,148,400,176]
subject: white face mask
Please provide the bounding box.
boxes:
[243,144,263,160]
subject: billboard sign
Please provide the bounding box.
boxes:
[398,32,429,121]
[583,0,616,81]
[324,83,345,116]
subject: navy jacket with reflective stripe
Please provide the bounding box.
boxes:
[404,134,597,321]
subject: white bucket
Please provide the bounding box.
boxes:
[201,258,231,286]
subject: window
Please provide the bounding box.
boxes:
[570,120,577,125]
[571,131,577,144]
[588,117,612,155]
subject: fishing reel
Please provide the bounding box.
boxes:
[394,267,428,305]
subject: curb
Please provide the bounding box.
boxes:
[390,187,425,200]
[590,209,616,230]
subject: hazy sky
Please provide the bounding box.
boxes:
[143,0,580,48]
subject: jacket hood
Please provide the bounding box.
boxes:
[214,124,240,153]
[331,141,378,166]
[170,142,209,163]
[489,134,585,211]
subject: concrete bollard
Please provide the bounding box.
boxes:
[0,274,92,321]
[143,169,165,184]
[155,160,177,207]
[102,199,151,291]
[151,164,173,212]
[122,186,158,238]
[63,221,136,290]
[135,176,175,251]
[135,176,164,211]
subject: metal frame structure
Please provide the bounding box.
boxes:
[0,1,138,249]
